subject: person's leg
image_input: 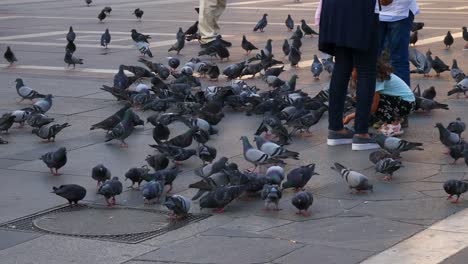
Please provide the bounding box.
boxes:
[378,21,389,55]
[328,47,354,132]
[198,0,219,44]
[212,0,226,33]
[386,13,413,86]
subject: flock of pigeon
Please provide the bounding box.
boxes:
[1,3,468,219]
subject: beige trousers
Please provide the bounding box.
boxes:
[198,0,226,44]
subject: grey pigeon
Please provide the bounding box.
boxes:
[11,110,30,127]
[98,177,123,206]
[411,22,424,32]
[254,136,299,160]
[322,56,334,75]
[90,103,131,131]
[375,158,404,181]
[64,49,83,69]
[166,127,198,148]
[91,164,111,188]
[311,54,323,79]
[241,136,281,170]
[98,9,106,22]
[101,28,111,48]
[447,117,465,136]
[198,144,217,165]
[133,8,144,20]
[0,137,7,144]
[66,40,76,53]
[265,165,284,185]
[374,133,423,154]
[293,25,303,39]
[136,41,153,57]
[282,39,290,57]
[255,113,291,145]
[66,26,76,42]
[432,56,450,77]
[168,28,185,54]
[289,46,301,67]
[32,122,70,142]
[0,113,15,133]
[300,19,319,37]
[103,6,112,14]
[451,59,466,83]
[331,162,373,193]
[241,35,258,54]
[131,29,151,43]
[443,31,454,49]
[4,46,17,65]
[113,65,129,90]
[142,180,164,204]
[443,179,468,203]
[40,147,67,175]
[195,157,228,178]
[165,195,191,219]
[27,113,54,128]
[253,13,268,32]
[190,170,232,201]
[409,48,431,76]
[261,184,282,211]
[85,0,92,6]
[282,164,318,190]
[369,149,398,164]
[27,94,53,114]
[15,78,46,102]
[291,35,302,50]
[291,191,313,216]
[447,77,468,98]
[415,96,448,111]
[435,123,462,148]
[168,57,180,71]
[145,154,169,171]
[448,144,466,164]
[148,167,182,193]
[287,106,327,136]
[199,184,245,213]
[223,61,246,79]
[105,109,135,147]
[125,166,150,189]
[285,14,294,31]
[52,184,86,205]
[152,122,170,143]
[149,144,197,163]
[422,86,436,100]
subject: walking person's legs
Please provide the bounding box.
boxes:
[198,0,223,45]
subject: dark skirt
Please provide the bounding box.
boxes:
[319,0,379,56]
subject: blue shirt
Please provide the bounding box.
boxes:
[376,73,415,102]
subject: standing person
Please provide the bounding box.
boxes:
[198,0,231,47]
[318,0,381,151]
[379,0,419,86]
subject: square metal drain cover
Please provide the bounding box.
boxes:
[0,204,211,244]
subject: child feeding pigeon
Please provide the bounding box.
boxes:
[344,59,415,136]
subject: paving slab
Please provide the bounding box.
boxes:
[0,230,41,251]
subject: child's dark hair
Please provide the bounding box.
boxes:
[376,57,393,81]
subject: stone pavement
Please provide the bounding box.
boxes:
[0,0,467,263]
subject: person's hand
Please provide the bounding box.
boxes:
[343,113,355,125]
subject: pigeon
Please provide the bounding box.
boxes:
[253,13,268,32]
[148,167,182,192]
[98,177,123,206]
[253,136,299,160]
[409,48,431,76]
[149,144,197,163]
[4,46,17,65]
[331,162,373,193]
[255,113,292,145]
[125,166,150,189]
[198,36,230,60]
[443,31,454,49]
[300,19,319,37]
[91,164,111,188]
[27,113,54,128]
[15,78,46,102]
[0,113,15,133]
[240,62,263,78]
[146,154,169,171]
[207,63,220,80]
[290,35,303,50]
[103,6,112,14]
[285,14,294,31]
[184,21,199,36]
[241,136,281,170]
[415,96,449,111]
[195,157,228,177]
[133,8,144,20]
[311,54,323,80]
[411,21,424,32]
[289,46,301,67]
[435,123,462,148]
[241,35,258,55]
[293,25,303,39]
[32,123,70,142]
[265,165,284,185]
[369,149,398,164]
[282,39,290,57]
[152,122,170,143]
[168,28,185,54]
[0,137,7,144]
[291,191,313,216]
[464,147,468,167]
[443,179,468,203]
[322,56,334,75]
[66,26,76,42]
[101,29,111,48]
[223,61,246,79]
[11,110,30,127]
[375,158,404,181]
[261,184,282,211]
[287,106,328,136]
[432,56,450,77]
[422,86,436,100]
[90,103,131,131]
[409,30,418,46]
[168,57,180,71]
[165,127,198,148]
[374,133,423,154]
[98,9,106,22]
[136,41,153,57]
[40,147,67,175]
[85,0,92,6]
[448,144,466,164]
[52,184,86,205]
[464,27,468,49]
[451,59,466,83]
[105,109,135,147]
[447,117,465,136]
[24,93,53,114]
[447,77,468,98]
[282,164,318,191]
[198,144,217,164]
[142,180,164,204]
[164,195,191,219]
[199,184,245,213]
[131,29,151,43]
[64,49,83,69]
[65,40,76,53]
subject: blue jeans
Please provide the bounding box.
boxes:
[379,12,414,86]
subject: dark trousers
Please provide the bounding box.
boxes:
[328,46,378,134]
[379,12,414,86]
